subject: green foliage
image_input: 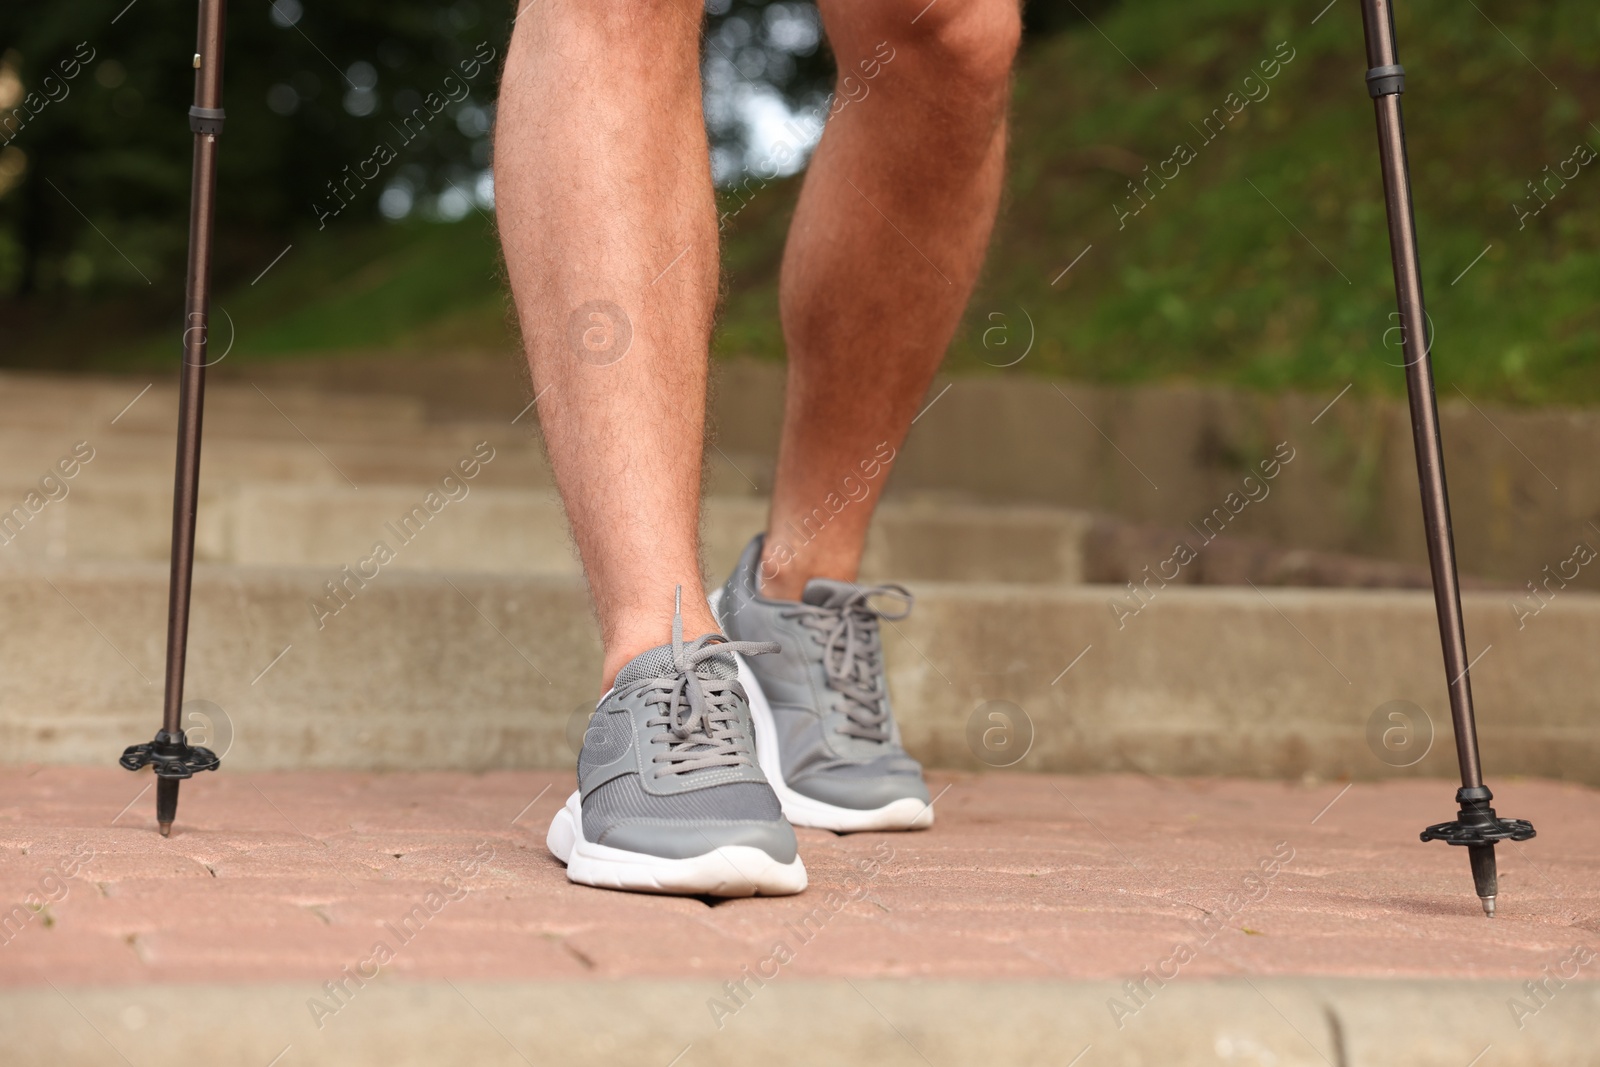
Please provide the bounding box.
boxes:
[716,0,1600,405]
[0,0,501,304]
[99,217,512,370]
[954,0,1600,403]
[6,0,1598,408]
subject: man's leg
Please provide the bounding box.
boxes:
[495,0,719,691]
[711,0,1021,835]
[759,0,1022,598]
[500,3,806,896]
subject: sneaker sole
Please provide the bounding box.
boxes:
[711,585,934,833]
[546,791,808,897]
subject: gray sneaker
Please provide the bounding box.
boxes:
[711,535,934,833]
[546,587,807,896]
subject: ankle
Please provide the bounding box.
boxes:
[599,601,721,692]
[758,545,858,603]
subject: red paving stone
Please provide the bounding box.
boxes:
[0,768,1596,986]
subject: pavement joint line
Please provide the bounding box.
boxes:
[663,1042,694,1067]
[1465,1043,1493,1067]
[263,1044,293,1067]
[249,781,365,894]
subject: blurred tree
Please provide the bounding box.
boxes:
[0,0,1106,311]
[0,0,499,302]
[701,0,1116,182]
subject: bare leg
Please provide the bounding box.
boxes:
[495,0,718,690]
[759,0,1022,599]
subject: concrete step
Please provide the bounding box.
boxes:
[1,768,1596,1065]
[11,979,1596,1067]
[247,354,1600,592]
[2,562,1593,782]
[0,477,1091,585]
[0,427,776,502]
[0,372,430,440]
[20,361,1600,592]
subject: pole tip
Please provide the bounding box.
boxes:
[1480,895,1496,918]
[158,821,172,837]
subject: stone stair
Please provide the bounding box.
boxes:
[5,367,1599,1066]
[1,367,1595,784]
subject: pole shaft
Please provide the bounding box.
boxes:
[162,0,226,735]
[1359,0,1482,788]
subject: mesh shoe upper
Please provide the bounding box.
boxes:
[717,535,931,810]
[574,589,796,862]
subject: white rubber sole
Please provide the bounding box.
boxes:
[546,791,807,897]
[710,584,934,834]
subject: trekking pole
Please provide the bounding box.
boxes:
[119,0,227,834]
[1357,0,1533,916]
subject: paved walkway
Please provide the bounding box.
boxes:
[2,769,1596,986]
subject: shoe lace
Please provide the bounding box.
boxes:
[642,586,779,777]
[781,583,913,743]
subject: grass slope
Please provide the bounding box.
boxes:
[61,0,1600,404]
